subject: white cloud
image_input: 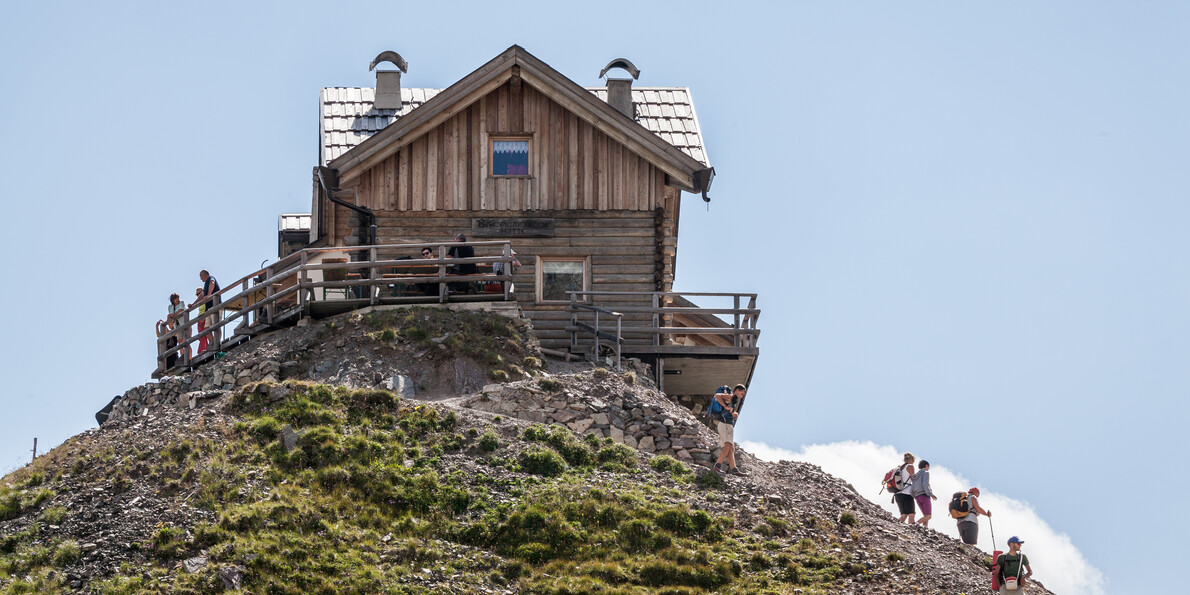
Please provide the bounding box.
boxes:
[741,440,1106,595]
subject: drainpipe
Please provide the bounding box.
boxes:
[316,167,376,293]
[316,166,376,247]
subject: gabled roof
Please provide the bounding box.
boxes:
[321,86,709,167]
[323,46,711,192]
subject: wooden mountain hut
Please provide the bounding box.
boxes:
[155,46,759,404]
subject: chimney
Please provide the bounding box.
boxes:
[599,58,640,119]
[369,50,409,111]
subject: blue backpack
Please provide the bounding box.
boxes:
[706,386,733,423]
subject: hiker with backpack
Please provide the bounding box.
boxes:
[950,487,991,545]
[994,536,1032,592]
[911,459,938,527]
[709,385,745,475]
[889,452,917,523]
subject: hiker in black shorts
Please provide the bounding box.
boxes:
[893,452,917,523]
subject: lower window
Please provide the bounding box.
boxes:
[538,258,588,302]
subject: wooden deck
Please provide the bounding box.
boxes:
[153,245,761,398]
[152,241,517,378]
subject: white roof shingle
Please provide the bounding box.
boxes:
[319,85,709,167]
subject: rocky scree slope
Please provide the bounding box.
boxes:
[1,308,1052,594]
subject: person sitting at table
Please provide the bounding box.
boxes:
[417,247,440,296]
[447,234,477,294]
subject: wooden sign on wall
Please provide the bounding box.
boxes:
[471,218,556,238]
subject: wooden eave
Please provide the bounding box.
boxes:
[328,45,707,192]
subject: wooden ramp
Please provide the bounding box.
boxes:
[566,291,761,397]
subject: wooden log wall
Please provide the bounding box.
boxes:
[326,209,671,348]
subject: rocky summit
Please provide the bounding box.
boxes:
[1,307,1053,594]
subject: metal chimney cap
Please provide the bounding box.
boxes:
[370,50,408,73]
[599,58,640,80]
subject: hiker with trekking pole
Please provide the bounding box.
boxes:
[949,486,991,545]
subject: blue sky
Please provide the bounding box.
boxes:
[2,2,1187,593]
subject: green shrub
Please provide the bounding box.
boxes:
[886,551,905,563]
[694,469,726,490]
[52,540,80,567]
[618,518,655,552]
[839,511,858,526]
[538,377,563,392]
[251,416,282,442]
[150,526,188,560]
[596,443,637,471]
[522,424,548,442]
[522,357,541,369]
[749,551,772,569]
[377,327,397,342]
[637,559,731,589]
[294,426,343,468]
[519,447,567,477]
[490,370,509,381]
[545,430,593,468]
[479,430,500,452]
[650,455,690,476]
[39,506,67,525]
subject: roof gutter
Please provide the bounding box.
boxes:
[693,167,715,203]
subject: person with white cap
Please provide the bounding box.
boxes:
[995,536,1032,592]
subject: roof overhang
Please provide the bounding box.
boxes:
[328,45,709,193]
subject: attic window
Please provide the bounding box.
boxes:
[492,138,530,177]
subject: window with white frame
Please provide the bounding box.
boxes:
[537,257,588,302]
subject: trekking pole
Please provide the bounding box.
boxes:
[988,515,997,552]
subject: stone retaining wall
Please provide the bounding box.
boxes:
[107,359,282,423]
[462,372,723,467]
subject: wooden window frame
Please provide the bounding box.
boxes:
[536,256,590,303]
[489,135,534,178]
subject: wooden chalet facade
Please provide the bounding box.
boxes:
[298,46,759,396]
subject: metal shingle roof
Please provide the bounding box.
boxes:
[319,86,709,167]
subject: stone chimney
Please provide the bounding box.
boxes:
[369,50,408,111]
[599,58,640,119]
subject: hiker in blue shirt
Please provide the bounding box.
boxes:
[710,385,746,475]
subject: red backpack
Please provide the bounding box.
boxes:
[880,464,910,494]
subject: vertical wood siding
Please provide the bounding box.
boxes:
[347,82,669,213]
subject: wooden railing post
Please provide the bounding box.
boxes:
[181,310,192,367]
[156,333,166,376]
[570,293,578,351]
[652,293,660,346]
[299,251,309,311]
[502,242,512,301]
[369,247,378,306]
[593,310,601,362]
[615,314,622,371]
[733,295,741,348]
[265,265,275,324]
[438,245,447,303]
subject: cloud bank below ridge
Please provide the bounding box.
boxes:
[740,440,1105,595]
